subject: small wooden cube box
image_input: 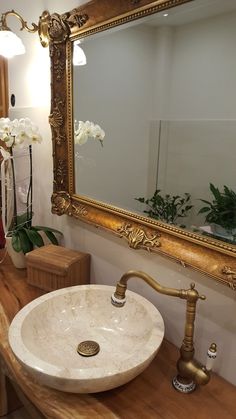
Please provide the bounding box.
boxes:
[26,244,90,291]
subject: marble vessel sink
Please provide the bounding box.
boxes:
[8,284,164,393]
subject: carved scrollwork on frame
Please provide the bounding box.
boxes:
[61,10,89,29]
[222,266,236,290]
[49,96,66,146]
[49,96,64,128]
[48,11,89,44]
[52,192,71,216]
[72,204,88,218]
[52,192,88,218]
[50,44,64,81]
[117,223,161,251]
[48,13,70,44]
[50,0,236,290]
[54,159,67,190]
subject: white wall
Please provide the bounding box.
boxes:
[155,12,236,227]
[168,12,236,119]
[73,26,154,211]
[158,120,236,227]
[2,0,236,386]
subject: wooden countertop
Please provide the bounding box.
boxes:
[0,250,236,419]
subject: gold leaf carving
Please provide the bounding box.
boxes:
[51,192,88,218]
[63,10,89,29]
[49,105,63,128]
[49,11,89,44]
[51,192,71,216]
[117,223,161,251]
[55,133,66,146]
[50,44,64,80]
[55,61,64,81]
[222,266,236,290]
[49,96,65,146]
[55,160,67,190]
[49,111,63,129]
[72,204,88,217]
[49,0,236,289]
[48,13,70,43]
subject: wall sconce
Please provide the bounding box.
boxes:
[0,10,50,58]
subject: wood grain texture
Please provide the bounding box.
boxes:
[26,245,90,291]
[0,362,8,416]
[0,250,236,418]
[0,57,8,117]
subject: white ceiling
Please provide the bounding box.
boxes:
[143,0,236,27]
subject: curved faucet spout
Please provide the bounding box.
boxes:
[116,270,205,300]
[111,270,215,394]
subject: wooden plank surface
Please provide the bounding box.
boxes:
[0,250,236,418]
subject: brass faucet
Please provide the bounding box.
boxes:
[111,270,217,393]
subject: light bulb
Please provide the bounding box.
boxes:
[73,41,87,66]
[0,30,25,58]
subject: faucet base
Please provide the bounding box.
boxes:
[172,376,196,393]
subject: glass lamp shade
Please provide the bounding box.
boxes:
[73,43,87,66]
[0,30,25,58]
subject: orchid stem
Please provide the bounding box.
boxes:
[26,145,32,228]
[10,147,17,229]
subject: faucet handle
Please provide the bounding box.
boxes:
[189,283,206,300]
[205,343,217,371]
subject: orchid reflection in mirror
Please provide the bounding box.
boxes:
[0,117,62,268]
[111,270,217,393]
[74,120,105,147]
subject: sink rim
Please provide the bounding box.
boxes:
[9,284,164,383]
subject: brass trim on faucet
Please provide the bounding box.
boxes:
[112,270,216,393]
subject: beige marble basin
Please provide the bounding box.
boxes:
[8,285,164,393]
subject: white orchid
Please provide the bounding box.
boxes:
[0,146,11,161]
[93,124,105,146]
[0,117,42,148]
[74,120,105,146]
[0,117,11,134]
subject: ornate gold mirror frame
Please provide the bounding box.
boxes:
[48,0,236,290]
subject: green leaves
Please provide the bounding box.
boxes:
[18,229,33,254]
[10,225,62,254]
[33,226,62,235]
[44,230,59,245]
[135,190,193,225]
[24,228,44,248]
[198,183,236,231]
[11,233,22,253]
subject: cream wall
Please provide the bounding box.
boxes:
[155,13,236,227]
[1,0,236,386]
[73,26,154,211]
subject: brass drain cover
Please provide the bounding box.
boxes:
[77,340,100,357]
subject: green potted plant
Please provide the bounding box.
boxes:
[0,117,62,268]
[135,189,193,226]
[198,183,236,239]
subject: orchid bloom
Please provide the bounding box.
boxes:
[74,120,105,146]
[0,117,42,148]
[0,146,11,161]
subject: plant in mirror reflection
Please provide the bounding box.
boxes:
[74,120,105,147]
[198,183,236,233]
[135,190,193,227]
[0,117,62,254]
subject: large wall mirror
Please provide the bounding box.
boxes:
[49,0,236,290]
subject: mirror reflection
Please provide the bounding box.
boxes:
[73,0,236,244]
